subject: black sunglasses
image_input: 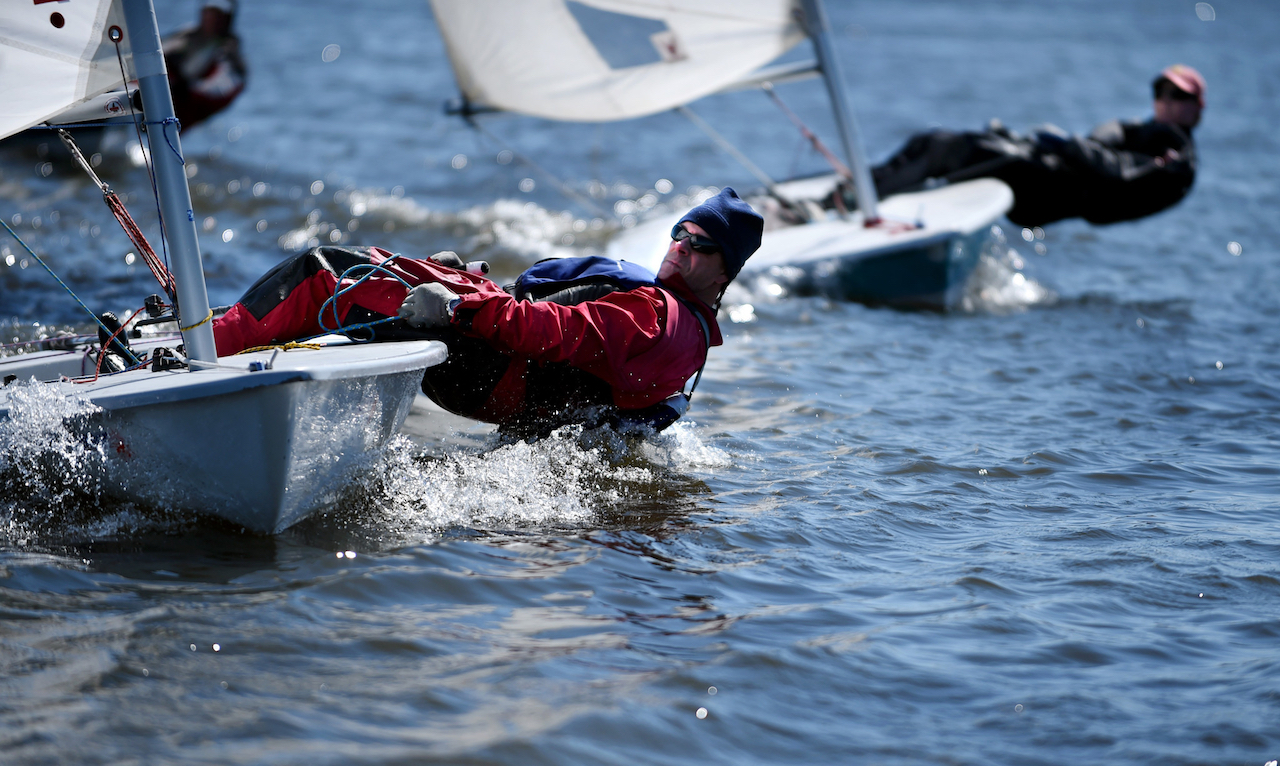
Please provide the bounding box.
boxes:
[1153,78,1197,102]
[671,223,722,254]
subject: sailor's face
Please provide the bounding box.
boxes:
[659,221,728,295]
[1154,96,1202,130]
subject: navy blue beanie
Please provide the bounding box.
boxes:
[677,187,763,282]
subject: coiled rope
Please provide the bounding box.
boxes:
[314,253,415,342]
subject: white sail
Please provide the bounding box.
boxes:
[0,0,131,140]
[428,0,805,122]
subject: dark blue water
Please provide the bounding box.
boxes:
[3,1,1279,764]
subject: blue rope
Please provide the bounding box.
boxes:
[297,315,400,345]
[1,219,143,367]
[315,253,415,342]
[154,118,184,165]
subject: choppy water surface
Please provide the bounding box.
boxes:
[2,1,1278,764]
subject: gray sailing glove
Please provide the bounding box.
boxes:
[429,250,465,269]
[398,282,459,329]
[430,250,489,274]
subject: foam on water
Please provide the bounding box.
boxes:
[0,380,105,541]
[0,381,189,547]
[333,419,730,542]
[959,226,1057,313]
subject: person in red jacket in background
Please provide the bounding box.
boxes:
[212,188,764,437]
[163,0,247,131]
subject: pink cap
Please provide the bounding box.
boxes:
[1158,65,1206,107]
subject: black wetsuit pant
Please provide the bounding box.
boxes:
[870,129,1065,226]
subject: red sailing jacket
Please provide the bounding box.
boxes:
[212,248,721,424]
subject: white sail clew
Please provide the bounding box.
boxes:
[0,0,132,139]
[429,0,805,122]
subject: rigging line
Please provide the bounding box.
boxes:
[32,122,127,130]
[155,117,184,165]
[54,128,109,193]
[762,83,852,179]
[76,305,149,383]
[56,129,178,301]
[463,116,613,219]
[0,219,144,367]
[676,105,808,221]
[676,105,780,193]
[113,35,176,301]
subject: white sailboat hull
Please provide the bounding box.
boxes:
[610,178,1014,310]
[1,339,446,532]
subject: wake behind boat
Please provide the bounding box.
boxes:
[429,0,1014,310]
[0,0,446,532]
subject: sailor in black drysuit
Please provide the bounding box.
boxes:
[867,65,1206,228]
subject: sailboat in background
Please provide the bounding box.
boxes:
[0,0,446,532]
[429,0,1012,310]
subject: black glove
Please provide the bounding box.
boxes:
[398,282,459,329]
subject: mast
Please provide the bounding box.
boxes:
[798,0,880,223]
[119,0,218,363]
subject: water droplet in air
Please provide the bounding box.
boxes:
[213,644,221,652]
[1227,241,1242,256]
[696,707,708,719]
[1195,2,1215,21]
[322,44,341,63]
[1215,361,1223,370]
[707,686,717,695]
[1014,704,1024,713]
[190,644,197,652]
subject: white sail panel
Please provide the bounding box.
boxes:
[429,0,805,122]
[0,0,131,140]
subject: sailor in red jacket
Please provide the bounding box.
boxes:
[163,0,247,131]
[212,187,764,436]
